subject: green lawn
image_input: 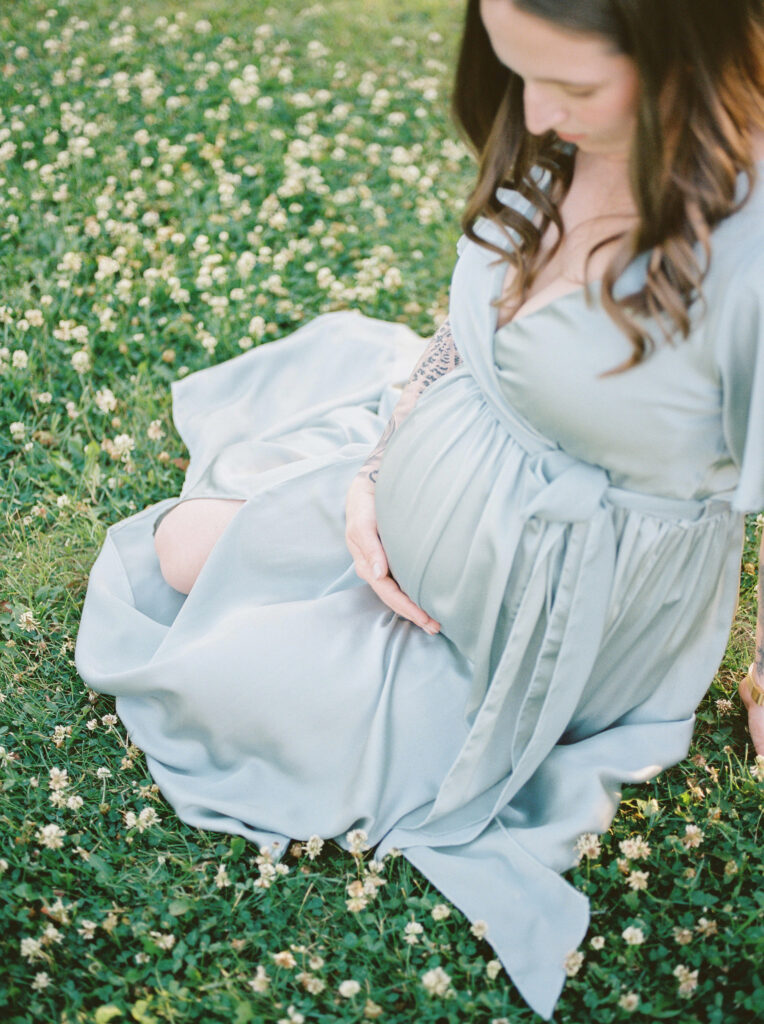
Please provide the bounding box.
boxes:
[1,1,762,1021]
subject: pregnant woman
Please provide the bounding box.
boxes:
[75,1,764,1017]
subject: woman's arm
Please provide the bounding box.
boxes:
[344,318,462,634]
[741,530,764,755]
[361,318,462,483]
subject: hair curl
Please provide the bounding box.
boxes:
[452,0,764,371]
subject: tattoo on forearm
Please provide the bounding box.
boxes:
[362,319,461,484]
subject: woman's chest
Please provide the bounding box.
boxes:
[492,298,726,497]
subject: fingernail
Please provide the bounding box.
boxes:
[424,623,438,636]
[372,562,383,580]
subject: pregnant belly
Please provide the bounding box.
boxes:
[375,369,541,657]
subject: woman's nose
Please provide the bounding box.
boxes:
[523,83,566,135]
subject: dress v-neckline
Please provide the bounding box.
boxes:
[493,269,600,335]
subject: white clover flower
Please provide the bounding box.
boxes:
[564,950,585,977]
[77,919,97,940]
[590,935,605,950]
[248,965,270,993]
[12,350,28,369]
[470,919,489,940]
[66,795,84,811]
[95,387,117,413]
[214,863,230,888]
[673,964,699,997]
[147,419,164,441]
[431,903,451,921]
[750,754,764,782]
[673,927,693,946]
[96,766,112,779]
[421,966,452,997]
[626,870,649,891]
[0,859,8,874]
[338,979,361,998]
[621,926,645,946]
[346,828,370,855]
[17,608,37,631]
[71,350,91,373]
[20,936,44,961]
[10,421,26,442]
[575,832,602,860]
[31,972,51,992]
[150,931,175,951]
[48,767,69,791]
[681,824,704,849]
[35,823,66,850]
[485,959,502,980]
[618,992,639,1011]
[619,836,651,860]
[272,950,297,969]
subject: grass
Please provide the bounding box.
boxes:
[0,1,762,1021]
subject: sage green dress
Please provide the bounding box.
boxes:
[75,163,764,1019]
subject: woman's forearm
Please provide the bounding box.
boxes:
[756,531,764,678]
[362,318,461,483]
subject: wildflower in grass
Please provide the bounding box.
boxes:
[0,859,7,874]
[724,859,738,876]
[346,827,370,856]
[696,916,717,936]
[673,964,699,997]
[673,926,693,946]
[36,823,66,850]
[20,937,44,961]
[574,832,601,862]
[25,309,44,326]
[715,697,734,714]
[47,772,68,799]
[431,903,451,921]
[618,836,650,860]
[621,925,645,946]
[66,794,84,811]
[135,952,150,965]
[56,495,70,509]
[71,350,91,373]
[338,979,361,998]
[590,935,605,950]
[52,725,72,748]
[421,965,452,997]
[564,950,585,977]
[65,401,78,419]
[681,824,704,849]
[147,419,164,440]
[35,391,52,404]
[87,719,98,730]
[17,609,37,631]
[101,713,118,726]
[404,920,424,944]
[12,350,28,369]
[751,755,764,782]
[31,972,51,992]
[149,931,175,951]
[42,924,62,946]
[214,863,230,888]
[486,959,502,979]
[248,965,270,993]
[626,870,649,891]
[471,919,489,939]
[272,950,297,969]
[618,992,639,1011]
[364,999,384,1018]
[77,920,97,940]
[95,387,117,413]
[297,971,325,994]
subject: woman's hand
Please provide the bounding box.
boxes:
[344,471,441,635]
[739,664,764,756]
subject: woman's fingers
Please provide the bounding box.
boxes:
[371,574,441,634]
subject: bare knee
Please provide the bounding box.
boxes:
[154,498,245,594]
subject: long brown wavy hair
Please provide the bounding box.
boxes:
[452,0,764,370]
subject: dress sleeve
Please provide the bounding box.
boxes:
[717,261,764,513]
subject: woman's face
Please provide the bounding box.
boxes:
[479,0,640,158]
